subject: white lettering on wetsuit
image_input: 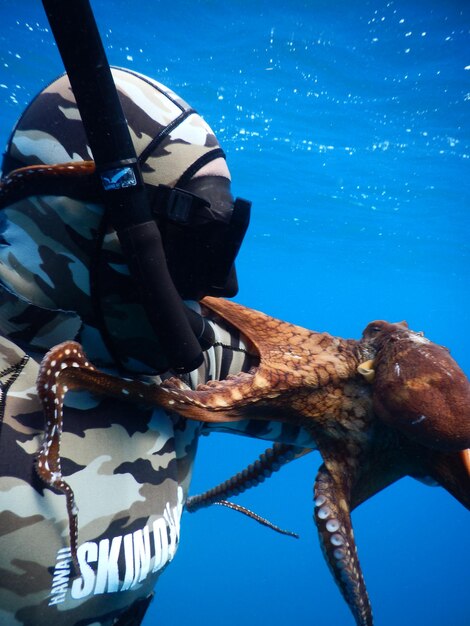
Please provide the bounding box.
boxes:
[48,498,181,606]
[49,547,73,606]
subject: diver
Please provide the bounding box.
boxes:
[0,66,233,625]
[0,4,316,624]
[0,38,311,626]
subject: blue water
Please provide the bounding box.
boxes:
[1,1,469,625]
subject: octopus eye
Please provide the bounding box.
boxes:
[361,322,385,340]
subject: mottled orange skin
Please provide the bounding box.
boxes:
[175,298,367,435]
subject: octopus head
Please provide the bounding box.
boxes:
[360,320,470,451]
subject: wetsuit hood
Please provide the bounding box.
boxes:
[0,68,236,373]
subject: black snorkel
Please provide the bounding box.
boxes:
[41,0,207,373]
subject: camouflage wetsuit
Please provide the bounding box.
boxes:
[0,69,308,625]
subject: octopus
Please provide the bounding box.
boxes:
[0,161,100,204]
[35,297,470,626]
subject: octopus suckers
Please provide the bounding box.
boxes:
[314,494,327,507]
[331,533,345,546]
[326,519,340,532]
[317,506,332,520]
[334,548,346,560]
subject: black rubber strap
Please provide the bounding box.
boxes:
[41,0,205,373]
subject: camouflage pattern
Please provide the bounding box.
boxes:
[0,68,231,373]
[2,68,230,186]
[0,331,198,625]
[0,69,311,625]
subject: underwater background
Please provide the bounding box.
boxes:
[0,1,468,624]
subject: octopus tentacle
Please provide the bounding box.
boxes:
[314,463,372,626]
[417,448,470,510]
[186,443,311,538]
[186,443,309,510]
[37,342,250,423]
[35,342,96,573]
[0,161,98,206]
[35,340,264,567]
[213,501,299,538]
